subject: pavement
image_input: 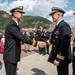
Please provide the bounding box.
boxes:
[0,44,73,75]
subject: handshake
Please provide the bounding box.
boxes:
[38,41,46,48]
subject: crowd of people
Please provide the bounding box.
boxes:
[21,25,51,55]
[0,6,75,75]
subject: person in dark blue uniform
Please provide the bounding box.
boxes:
[3,6,45,75]
[72,13,75,75]
[47,7,71,75]
[73,38,75,75]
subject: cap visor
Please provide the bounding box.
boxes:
[16,11,25,14]
[73,13,75,15]
[49,12,55,15]
[49,13,52,15]
[21,11,25,13]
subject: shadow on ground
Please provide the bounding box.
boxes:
[32,68,47,75]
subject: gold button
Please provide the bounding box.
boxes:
[53,45,55,47]
[56,36,58,38]
[59,53,61,55]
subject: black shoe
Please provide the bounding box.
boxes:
[43,53,46,56]
[22,49,27,53]
[24,50,27,53]
[39,53,41,55]
[47,52,49,54]
[27,50,31,52]
[47,53,49,55]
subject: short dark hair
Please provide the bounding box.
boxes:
[43,27,47,29]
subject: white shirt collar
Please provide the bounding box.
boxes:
[56,19,63,26]
[12,19,19,25]
[14,20,19,26]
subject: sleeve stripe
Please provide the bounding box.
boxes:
[74,52,75,56]
[47,40,51,45]
[56,54,65,60]
[32,40,36,46]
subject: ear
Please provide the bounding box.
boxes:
[14,12,18,17]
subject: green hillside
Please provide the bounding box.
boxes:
[0,11,53,30]
[0,10,10,30]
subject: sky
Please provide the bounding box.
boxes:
[0,0,75,28]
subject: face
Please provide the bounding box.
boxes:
[43,29,47,32]
[14,12,23,22]
[51,12,59,23]
[2,35,5,38]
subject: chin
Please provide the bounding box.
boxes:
[18,19,22,22]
